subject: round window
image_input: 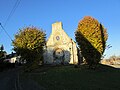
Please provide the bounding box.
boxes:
[56,36,60,40]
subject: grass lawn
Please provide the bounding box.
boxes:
[20,64,120,90]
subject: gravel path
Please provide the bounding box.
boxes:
[0,69,19,90]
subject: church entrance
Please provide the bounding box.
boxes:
[53,48,64,64]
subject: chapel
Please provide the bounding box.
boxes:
[44,22,78,64]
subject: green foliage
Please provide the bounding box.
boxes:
[12,26,46,70]
[0,51,5,61]
[75,16,108,66]
[0,45,7,71]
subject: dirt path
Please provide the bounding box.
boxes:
[109,65,120,68]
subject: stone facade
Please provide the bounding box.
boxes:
[44,22,78,64]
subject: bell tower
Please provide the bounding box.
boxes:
[52,22,63,33]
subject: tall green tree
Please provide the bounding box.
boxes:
[0,45,4,51]
[75,16,108,68]
[0,45,6,61]
[12,26,46,71]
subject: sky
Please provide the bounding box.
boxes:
[0,0,120,58]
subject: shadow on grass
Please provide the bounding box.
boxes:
[20,64,120,90]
